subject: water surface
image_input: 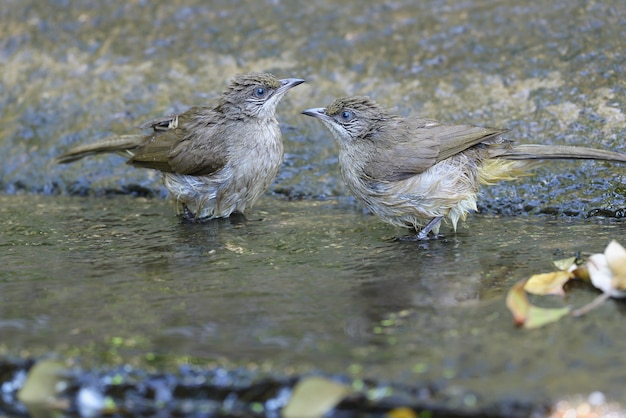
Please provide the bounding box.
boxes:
[1,194,626,411]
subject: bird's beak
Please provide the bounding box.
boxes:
[301,107,329,121]
[278,78,306,93]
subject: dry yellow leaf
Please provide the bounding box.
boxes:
[524,271,573,296]
[571,264,590,281]
[506,280,529,326]
[507,279,570,328]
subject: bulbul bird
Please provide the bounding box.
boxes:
[303,96,626,240]
[58,72,305,221]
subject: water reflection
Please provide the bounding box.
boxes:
[2,194,626,404]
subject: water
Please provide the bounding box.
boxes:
[1,194,626,411]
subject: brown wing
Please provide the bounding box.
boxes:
[431,123,508,163]
[127,130,182,172]
[362,118,440,182]
[128,107,229,176]
[362,118,506,182]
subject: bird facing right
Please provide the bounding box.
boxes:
[58,72,305,221]
[303,96,626,240]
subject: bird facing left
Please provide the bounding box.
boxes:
[58,72,305,221]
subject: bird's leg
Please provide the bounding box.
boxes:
[416,216,444,240]
[182,204,198,222]
[397,216,444,241]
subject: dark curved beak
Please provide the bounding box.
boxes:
[301,107,328,120]
[278,78,306,93]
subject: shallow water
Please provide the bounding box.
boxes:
[1,194,626,410]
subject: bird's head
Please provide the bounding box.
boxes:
[222,72,305,119]
[302,96,388,144]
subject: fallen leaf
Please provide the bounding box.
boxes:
[506,280,530,326]
[507,279,570,328]
[282,376,352,418]
[524,271,573,296]
[553,257,577,271]
[571,264,590,281]
[524,305,571,329]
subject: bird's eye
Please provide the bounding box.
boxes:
[340,110,353,122]
[254,87,266,98]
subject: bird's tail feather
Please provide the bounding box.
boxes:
[498,144,626,163]
[57,135,144,164]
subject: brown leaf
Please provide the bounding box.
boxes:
[571,264,590,281]
[507,279,570,329]
[506,280,530,326]
[524,271,573,296]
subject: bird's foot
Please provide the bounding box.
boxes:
[180,206,208,223]
[395,216,445,242]
[395,232,443,242]
[179,207,248,225]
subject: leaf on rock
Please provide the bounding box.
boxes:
[524,271,573,296]
[282,376,352,418]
